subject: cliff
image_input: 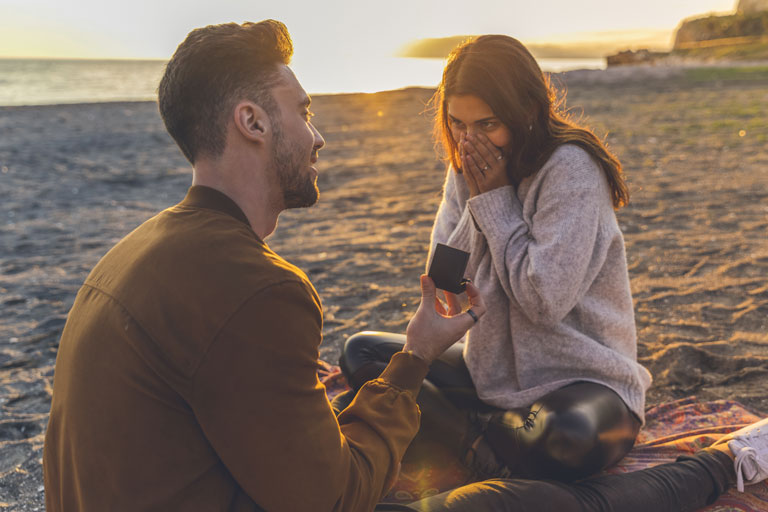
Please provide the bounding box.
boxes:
[672,10,768,60]
[674,11,768,49]
[608,4,768,66]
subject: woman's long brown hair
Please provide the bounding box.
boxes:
[432,35,629,209]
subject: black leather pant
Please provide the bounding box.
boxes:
[338,331,641,482]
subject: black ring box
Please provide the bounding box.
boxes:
[428,243,470,294]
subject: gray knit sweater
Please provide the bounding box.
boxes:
[428,144,652,422]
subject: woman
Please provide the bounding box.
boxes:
[338,35,651,481]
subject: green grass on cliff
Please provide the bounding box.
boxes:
[684,65,768,82]
[673,41,768,61]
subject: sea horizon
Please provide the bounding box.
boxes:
[0,56,605,107]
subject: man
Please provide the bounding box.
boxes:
[43,20,484,511]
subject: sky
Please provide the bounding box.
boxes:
[1,0,737,60]
[0,0,738,93]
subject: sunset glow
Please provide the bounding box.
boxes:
[1,0,737,59]
[0,0,739,94]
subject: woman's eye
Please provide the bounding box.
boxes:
[481,121,497,130]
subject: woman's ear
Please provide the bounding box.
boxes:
[232,100,271,143]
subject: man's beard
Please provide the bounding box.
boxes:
[272,122,319,209]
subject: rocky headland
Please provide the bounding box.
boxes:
[608,0,768,66]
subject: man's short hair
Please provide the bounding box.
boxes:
[158,20,293,164]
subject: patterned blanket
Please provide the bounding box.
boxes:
[318,362,768,511]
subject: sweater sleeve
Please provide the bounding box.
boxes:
[467,151,609,326]
[189,280,428,512]
[427,166,476,270]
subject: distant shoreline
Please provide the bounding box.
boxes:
[0,56,603,107]
[3,60,768,109]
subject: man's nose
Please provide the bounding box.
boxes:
[311,123,325,150]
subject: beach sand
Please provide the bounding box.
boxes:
[1,66,767,509]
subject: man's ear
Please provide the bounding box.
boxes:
[232,101,271,144]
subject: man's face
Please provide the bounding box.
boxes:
[269,66,325,209]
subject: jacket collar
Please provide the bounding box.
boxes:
[179,185,250,227]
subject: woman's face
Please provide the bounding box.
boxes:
[446,94,512,152]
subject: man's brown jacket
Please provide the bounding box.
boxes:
[44,186,428,511]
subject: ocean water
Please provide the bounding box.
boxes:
[0,57,605,107]
[0,59,168,106]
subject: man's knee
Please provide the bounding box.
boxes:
[408,478,578,511]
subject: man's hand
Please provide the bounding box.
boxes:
[403,275,486,364]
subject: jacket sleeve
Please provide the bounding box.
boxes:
[466,152,610,326]
[427,166,477,271]
[189,280,428,512]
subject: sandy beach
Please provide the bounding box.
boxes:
[1,65,767,510]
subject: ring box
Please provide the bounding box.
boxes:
[428,243,470,294]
